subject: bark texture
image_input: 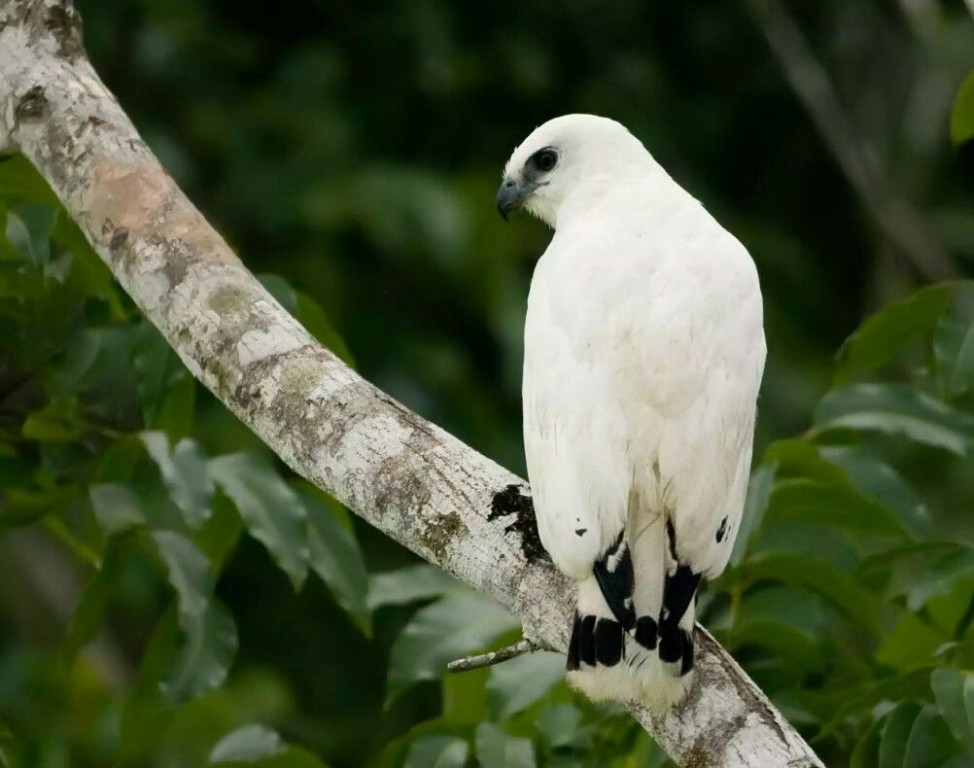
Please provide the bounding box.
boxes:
[0,2,823,766]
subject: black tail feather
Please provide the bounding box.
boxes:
[592,532,636,630]
[571,527,701,679]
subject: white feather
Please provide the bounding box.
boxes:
[509,114,765,709]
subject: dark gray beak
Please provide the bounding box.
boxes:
[496,177,526,221]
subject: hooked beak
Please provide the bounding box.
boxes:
[496,176,531,221]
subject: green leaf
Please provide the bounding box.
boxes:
[117,607,180,765]
[749,519,859,571]
[154,530,210,618]
[908,547,974,611]
[0,455,31,493]
[167,588,237,703]
[368,564,460,610]
[258,274,298,314]
[210,725,284,762]
[211,751,328,768]
[0,155,58,204]
[879,701,923,768]
[211,730,329,768]
[295,289,354,367]
[8,203,56,265]
[877,612,946,671]
[442,664,489,725]
[850,714,882,768]
[934,289,974,399]
[301,487,370,635]
[939,755,974,768]
[903,705,961,768]
[765,478,909,540]
[48,327,140,422]
[475,723,535,768]
[232,752,328,768]
[535,704,589,751]
[813,384,974,456]
[820,447,932,540]
[0,488,59,528]
[835,284,957,383]
[931,668,974,753]
[387,592,516,701]
[404,736,469,768]
[764,439,849,484]
[155,374,197,441]
[731,464,775,566]
[951,70,974,146]
[486,651,564,720]
[52,208,125,319]
[133,321,193,432]
[210,453,309,590]
[741,553,880,630]
[64,535,133,663]
[49,327,101,395]
[44,513,101,567]
[195,492,246,573]
[89,481,182,535]
[733,587,827,672]
[89,483,151,534]
[152,531,238,701]
[964,674,974,760]
[142,432,214,528]
[22,397,84,442]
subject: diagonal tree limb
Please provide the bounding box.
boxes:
[0,2,822,766]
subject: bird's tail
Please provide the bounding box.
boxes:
[565,518,697,710]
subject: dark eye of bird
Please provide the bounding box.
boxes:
[531,148,558,173]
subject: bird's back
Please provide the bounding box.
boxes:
[504,113,765,709]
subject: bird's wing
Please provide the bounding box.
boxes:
[522,246,632,583]
[605,215,765,581]
[524,201,764,585]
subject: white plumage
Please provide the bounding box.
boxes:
[497,115,765,709]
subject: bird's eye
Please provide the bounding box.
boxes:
[530,148,558,173]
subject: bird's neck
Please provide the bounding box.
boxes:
[554,170,664,230]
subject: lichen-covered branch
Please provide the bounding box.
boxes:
[0,2,822,766]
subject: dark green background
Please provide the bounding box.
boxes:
[1,1,974,766]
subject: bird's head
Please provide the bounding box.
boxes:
[496,114,654,228]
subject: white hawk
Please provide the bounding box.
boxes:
[497,114,766,708]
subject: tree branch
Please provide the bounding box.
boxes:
[0,2,822,766]
[745,0,955,283]
[447,638,547,673]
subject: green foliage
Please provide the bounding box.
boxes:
[209,724,330,767]
[707,287,974,768]
[385,587,516,702]
[303,487,371,635]
[0,159,371,766]
[3,0,974,765]
[952,72,974,147]
[209,453,310,591]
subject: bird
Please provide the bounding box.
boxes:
[497,114,766,709]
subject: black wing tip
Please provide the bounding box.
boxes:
[592,534,637,630]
